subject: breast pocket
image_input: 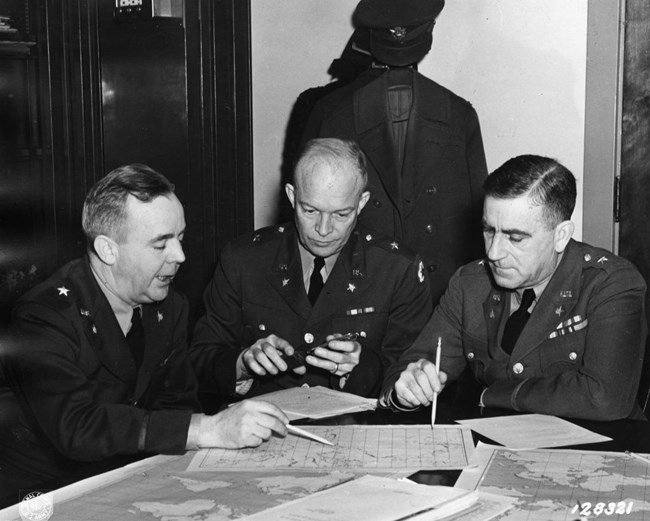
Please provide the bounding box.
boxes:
[539,332,587,374]
[330,312,389,353]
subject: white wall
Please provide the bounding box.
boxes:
[251,0,589,237]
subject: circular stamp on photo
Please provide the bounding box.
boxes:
[18,491,53,521]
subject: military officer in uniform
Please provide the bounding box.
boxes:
[381,155,647,421]
[190,138,432,400]
[302,0,488,305]
[0,164,289,506]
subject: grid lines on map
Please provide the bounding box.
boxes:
[188,424,475,472]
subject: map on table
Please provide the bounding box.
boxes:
[187,424,476,472]
[0,455,361,521]
[456,443,650,520]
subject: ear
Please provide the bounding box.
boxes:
[553,220,574,253]
[285,183,296,209]
[93,235,119,266]
[357,190,370,213]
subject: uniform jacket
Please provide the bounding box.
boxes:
[0,257,199,490]
[190,223,432,398]
[303,68,488,304]
[381,240,648,420]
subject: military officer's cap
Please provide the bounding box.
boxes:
[354,0,444,66]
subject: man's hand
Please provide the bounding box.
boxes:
[242,334,307,376]
[305,334,361,376]
[394,358,448,408]
[196,400,289,449]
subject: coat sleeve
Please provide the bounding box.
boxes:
[4,302,192,461]
[483,266,648,420]
[189,242,243,395]
[380,268,468,406]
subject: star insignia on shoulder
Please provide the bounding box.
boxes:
[390,241,399,250]
[347,283,356,293]
[157,311,164,322]
[282,278,290,287]
[57,286,70,296]
[597,256,608,264]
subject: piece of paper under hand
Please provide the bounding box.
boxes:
[238,475,480,521]
[456,413,611,449]
[254,385,377,420]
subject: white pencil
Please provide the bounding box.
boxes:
[287,424,334,446]
[431,337,442,427]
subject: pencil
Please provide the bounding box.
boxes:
[626,450,650,465]
[286,424,334,446]
[431,337,442,427]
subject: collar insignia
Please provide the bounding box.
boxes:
[597,256,608,264]
[390,241,399,250]
[157,311,164,322]
[57,286,70,296]
[282,278,290,287]
[347,283,356,293]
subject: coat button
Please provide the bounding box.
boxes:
[304,333,314,344]
[258,324,266,331]
[569,351,577,361]
[373,199,382,208]
[467,352,474,360]
[426,186,437,195]
[512,362,524,374]
[427,264,437,273]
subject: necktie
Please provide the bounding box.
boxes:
[127,308,145,369]
[307,256,325,305]
[501,288,535,355]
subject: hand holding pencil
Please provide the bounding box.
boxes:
[392,337,447,410]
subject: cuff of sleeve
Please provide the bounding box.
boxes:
[380,388,421,412]
[144,409,193,454]
[481,379,527,411]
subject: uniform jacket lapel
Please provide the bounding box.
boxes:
[311,229,367,321]
[267,225,312,320]
[77,259,138,388]
[402,71,451,213]
[354,72,402,215]
[513,241,581,358]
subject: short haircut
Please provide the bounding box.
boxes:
[483,155,577,228]
[294,138,368,195]
[82,163,175,246]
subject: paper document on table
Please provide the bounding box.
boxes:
[254,385,377,420]
[239,475,480,521]
[187,424,476,472]
[455,442,650,521]
[456,413,611,449]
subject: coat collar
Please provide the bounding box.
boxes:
[353,69,453,217]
